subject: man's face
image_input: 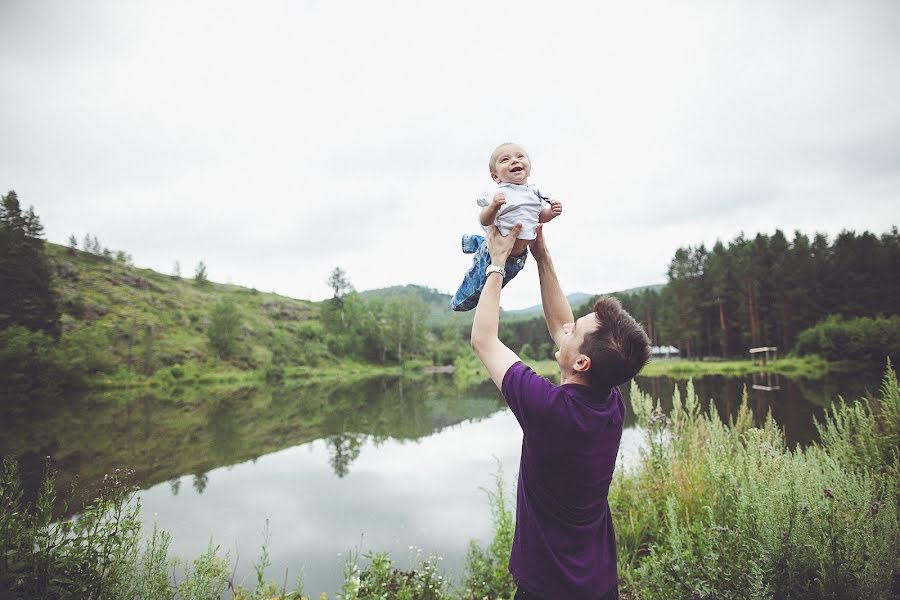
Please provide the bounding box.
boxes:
[555,312,600,372]
[491,144,531,184]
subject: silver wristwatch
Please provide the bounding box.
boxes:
[485,265,505,279]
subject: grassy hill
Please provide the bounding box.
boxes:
[45,242,324,380]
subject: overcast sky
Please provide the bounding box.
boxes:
[2,1,898,309]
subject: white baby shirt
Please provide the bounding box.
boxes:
[476,183,550,240]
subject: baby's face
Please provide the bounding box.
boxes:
[491,144,531,185]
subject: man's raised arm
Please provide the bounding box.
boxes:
[530,225,574,349]
[471,225,522,390]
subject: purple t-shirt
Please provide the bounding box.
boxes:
[501,361,624,599]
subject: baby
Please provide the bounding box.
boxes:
[450,142,562,311]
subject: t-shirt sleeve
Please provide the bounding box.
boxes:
[501,361,557,434]
[476,191,492,207]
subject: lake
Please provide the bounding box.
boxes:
[0,368,872,597]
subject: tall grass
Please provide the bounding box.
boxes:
[0,461,308,599]
[612,362,899,599]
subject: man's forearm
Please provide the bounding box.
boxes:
[471,271,503,347]
[535,251,574,347]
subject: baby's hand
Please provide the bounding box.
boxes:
[492,193,507,209]
[550,200,563,217]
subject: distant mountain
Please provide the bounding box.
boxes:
[357,283,666,326]
[505,284,665,316]
[357,284,473,327]
[504,292,595,317]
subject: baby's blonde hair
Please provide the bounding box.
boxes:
[488,142,526,175]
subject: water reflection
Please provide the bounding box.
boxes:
[0,375,505,508]
[624,370,870,446]
[325,433,364,478]
[1,369,875,509]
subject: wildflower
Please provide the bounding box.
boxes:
[823,487,834,499]
[870,501,881,515]
[800,503,810,514]
[648,408,668,429]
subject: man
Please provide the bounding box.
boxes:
[470,223,652,600]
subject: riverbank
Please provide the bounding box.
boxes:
[86,359,426,391]
[524,354,843,380]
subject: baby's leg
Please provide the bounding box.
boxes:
[512,238,530,257]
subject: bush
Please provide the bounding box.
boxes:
[207,297,242,357]
[341,548,446,600]
[459,464,516,600]
[794,314,900,363]
[0,459,310,600]
[0,325,65,392]
[615,367,900,599]
[0,324,112,391]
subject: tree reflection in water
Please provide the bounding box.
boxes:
[325,433,364,478]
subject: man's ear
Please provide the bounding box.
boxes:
[574,354,591,374]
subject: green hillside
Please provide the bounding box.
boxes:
[43,242,328,382]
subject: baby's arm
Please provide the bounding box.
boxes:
[538,200,563,223]
[479,193,507,226]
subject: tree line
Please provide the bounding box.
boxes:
[497,228,899,361]
[616,228,899,358]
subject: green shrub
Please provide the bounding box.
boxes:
[0,460,142,599]
[0,324,113,391]
[459,464,516,600]
[794,314,900,363]
[340,548,446,600]
[0,324,65,392]
[0,459,310,600]
[207,297,242,357]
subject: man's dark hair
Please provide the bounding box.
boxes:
[579,296,652,393]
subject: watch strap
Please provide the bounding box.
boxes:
[485,265,505,279]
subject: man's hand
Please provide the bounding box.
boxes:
[486,223,521,266]
[530,223,547,261]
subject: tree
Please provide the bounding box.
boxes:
[326,266,354,327]
[207,297,241,356]
[67,234,78,255]
[0,191,60,336]
[378,294,428,364]
[115,250,133,265]
[327,267,353,300]
[172,260,181,279]
[194,261,208,285]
